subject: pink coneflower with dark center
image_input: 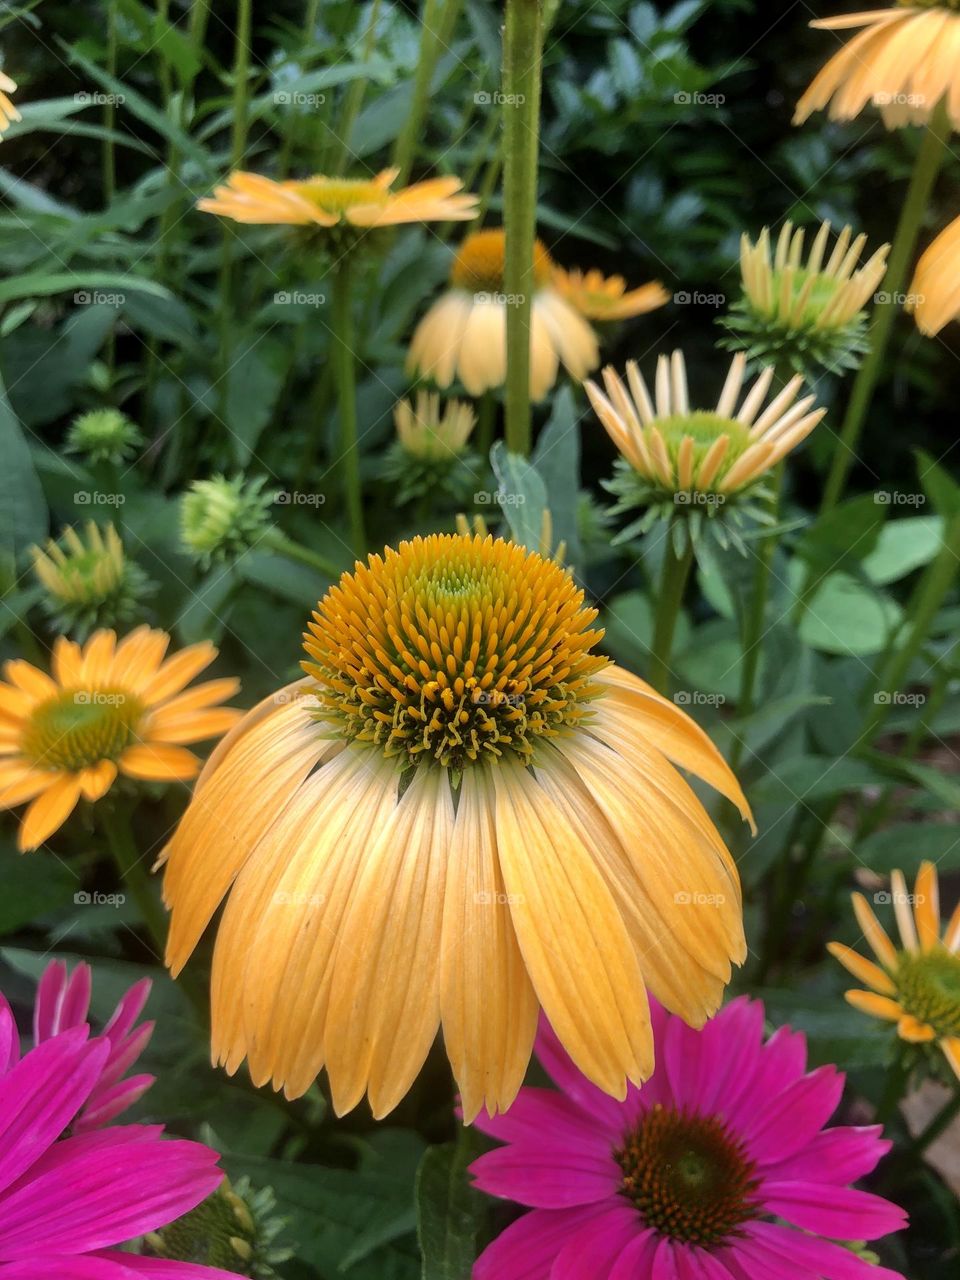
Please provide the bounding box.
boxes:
[470,997,907,1279]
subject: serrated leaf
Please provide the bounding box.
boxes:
[416,1133,488,1280]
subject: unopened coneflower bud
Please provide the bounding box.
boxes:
[66,408,143,467]
[180,474,275,568]
[30,521,153,640]
[145,1176,291,1278]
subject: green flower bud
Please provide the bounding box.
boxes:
[180,475,274,568]
[66,409,143,466]
[30,522,153,641]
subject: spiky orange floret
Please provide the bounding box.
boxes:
[302,533,608,771]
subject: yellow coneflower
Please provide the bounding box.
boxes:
[197,166,478,228]
[726,220,890,375]
[587,351,825,501]
[794,6,960,130]
[0,627,241,851]
[30,522,152,640]
[829,861,960,1081]
[550,266,669,321]
[393,391,476,460]
[407,230,664,401]
[161,533,753,1123]
[0,71,20,137]
[908,213,960,335]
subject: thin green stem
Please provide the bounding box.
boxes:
[502,0,544,457]
[476,391,497,459]
[876,1054,912,1127]
[217,0,253,412]
[262,528,340,578]
[392,0,458,185]
[331,257,365,555]
[103,0,118,203]
[863,512,960,743]
[647,533,694,695]
[731,463,783,770]
[100,800,169,962]
[331,0,382,175]
[909,1085,960,1155]
[820,101,950,515]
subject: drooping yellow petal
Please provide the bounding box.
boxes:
[914,860,941,952]
[19,774,83,850]
[852,891,899,970]
[827,941,897,995]
[78,759,118,802]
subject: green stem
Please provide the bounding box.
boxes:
[217,0,253,411]
[863,512,960,743]
[331,0,382,175]
[731,463,783,770]
[392,0,458,185]
[502,0,544,457]
[476,391,496,459]
[876,1054,912,1126]
[647,532,694,695]
[103,0,118,203]
[909,1085,960,1155]
[100,800,169,963]
[262,528,340,578]
[331,257,365,555]
[820,101,950,515]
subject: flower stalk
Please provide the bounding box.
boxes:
[331,256,366,556]
[502,0,544,456]
[647,532,694,695]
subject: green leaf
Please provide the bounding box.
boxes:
[861,517,943,585]
[857,823,960,874]
[799,573,902,656]
[0,271,170,306]
[224,336,290,465]
[0,364,47,557]
[0,846,78,935]
[489,442,548,551]
[416,1134,488,1280]
[750,755,883,808]
[795,494,885,574]
[918,449,960,517]
[532,386,582,568]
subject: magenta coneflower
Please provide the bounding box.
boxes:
[28,959,155,1131]
[0,988,237,1278]
[471,998,906,1280]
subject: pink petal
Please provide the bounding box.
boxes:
[607,1229,660,1279]
[33,962,68,1042]
[761,1125,890,1185]
[549,1205,639,1278]
[473,1087,619,1156]
[60,966,93,1032]
[475,1206,608,1280]
[471,1141,619,1209]
[718,1231,818,1280]
[99,1023,154,1089]
[692,998,765,1117]
[0,1003,19,1076]
[0,1128,223,1258]
[747,1222,907,1279]
[0,1257,135,1279]
[723,1025,807,1131]
[0,1030,108,1195]
[742,1065,844,1165]
[100,1252,254,1279]
[74,1075,156,1132]
[102,979,152,1044]
[677,1247,740,1280]
[663,1016,704,1110]
[760,1180,907,1240]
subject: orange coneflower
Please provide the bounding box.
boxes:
[908,212,960,335]
[161,533,753,1123]
[406,229,666,400]
[0,627,241,851]
[794,5,960,130]
[197,166,478,228]
[830,862,960,1081]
